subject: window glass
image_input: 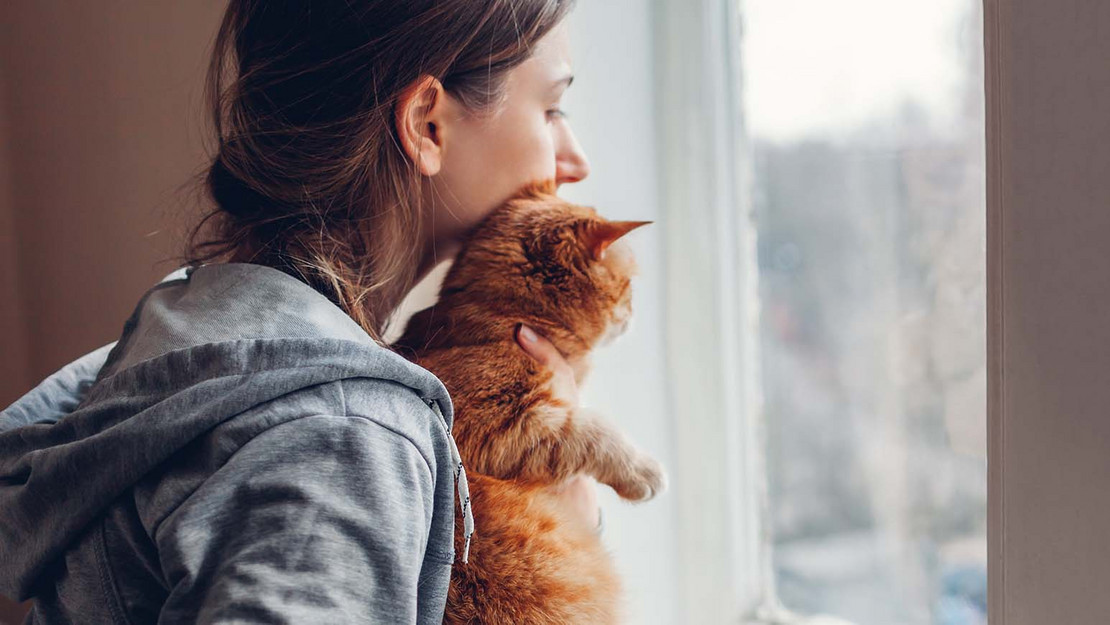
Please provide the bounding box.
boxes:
[742,1,987,623]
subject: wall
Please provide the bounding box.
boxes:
[0,2,224,621]
[987,0,1110,621]
[0,1,223,407]
[0,47,30,411]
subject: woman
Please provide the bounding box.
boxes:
[0,0,599,622]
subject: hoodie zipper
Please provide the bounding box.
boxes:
[426,398,473,564]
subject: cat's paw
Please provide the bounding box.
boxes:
[613,456,667,502]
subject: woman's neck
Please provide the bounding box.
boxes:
[414,239,460,285]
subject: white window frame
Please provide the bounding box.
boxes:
[656,0,861,621]
[655,0,773,621]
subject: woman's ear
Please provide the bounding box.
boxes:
[395,75,449,176]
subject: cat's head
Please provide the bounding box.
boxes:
[440,179,651,352]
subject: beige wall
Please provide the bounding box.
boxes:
[0,51,30,413]
[0,4,223,618]
[0,1,224,409]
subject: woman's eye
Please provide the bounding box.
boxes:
[546,108,568,121]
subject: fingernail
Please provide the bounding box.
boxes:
[519,324,538,343]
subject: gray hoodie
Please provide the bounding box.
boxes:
[0,263,473,624]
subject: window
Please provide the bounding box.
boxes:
[747,1,987,623]
[658,1,986,623]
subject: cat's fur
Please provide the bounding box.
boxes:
[393,179,666,624]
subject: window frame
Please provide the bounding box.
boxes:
[654,0,773,620]
[984,0,1110,622]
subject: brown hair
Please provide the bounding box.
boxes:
[186,0,576,343]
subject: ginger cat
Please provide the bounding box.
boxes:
[393,179,666,624]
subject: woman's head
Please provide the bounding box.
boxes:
[189,0,585,343]
[396,17,590,262]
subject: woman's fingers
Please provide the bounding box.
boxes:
[515,323,556,365]
[515,323,578,405]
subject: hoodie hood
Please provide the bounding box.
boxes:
[0,263,460,600]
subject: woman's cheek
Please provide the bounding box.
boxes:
[519,127,558,181]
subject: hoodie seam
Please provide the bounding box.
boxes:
[337,378,349,416]
[338,377,445,463]
[94,520,135,625]
[340,376,451,428]
[337,413,436,479]
[85,339,441,405]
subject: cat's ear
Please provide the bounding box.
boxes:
[580,219,653,261]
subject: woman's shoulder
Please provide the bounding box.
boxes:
[135,378,446,529]
[202,376,449,474]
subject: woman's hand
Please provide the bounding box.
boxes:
[514,323,579,407]
[515,323,601,531]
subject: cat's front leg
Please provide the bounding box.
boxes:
[574,409,667,502]
[521,406,667,502]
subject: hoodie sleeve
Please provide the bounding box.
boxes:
[154,413,437,624]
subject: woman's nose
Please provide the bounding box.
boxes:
[555,128,590,186]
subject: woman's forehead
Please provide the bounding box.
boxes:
[516,22,573,88]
